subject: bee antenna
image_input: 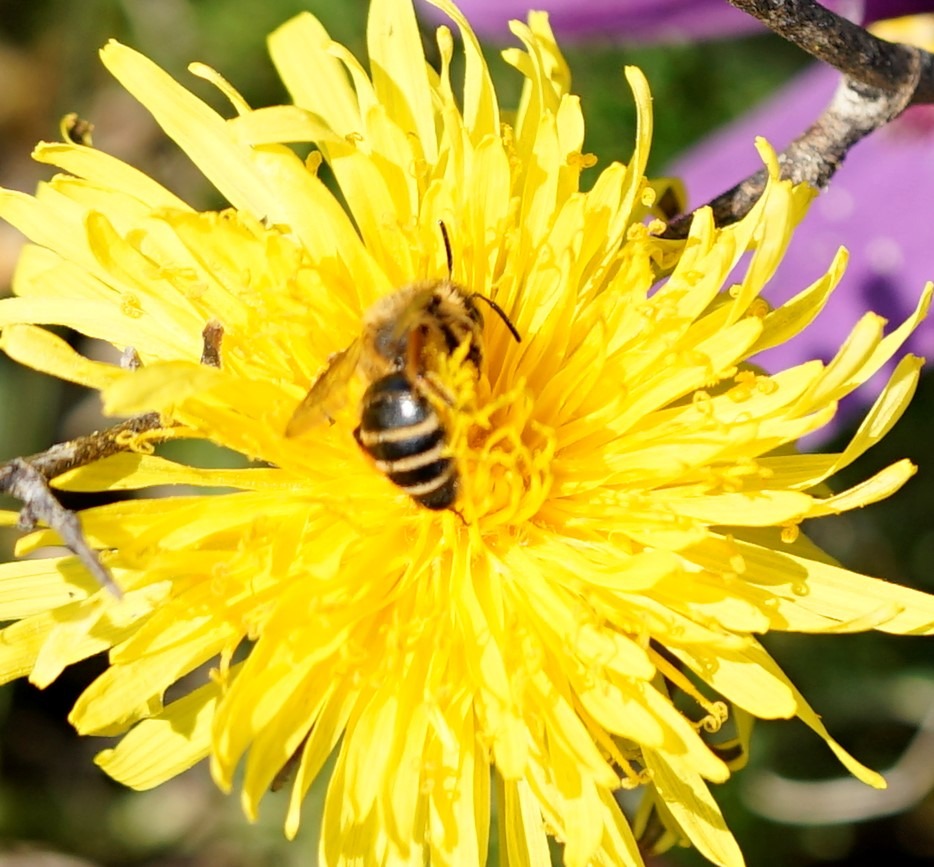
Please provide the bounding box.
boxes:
[438,220,454,277]
[471,294,522,343]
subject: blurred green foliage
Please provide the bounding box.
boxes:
[0,1,931,865]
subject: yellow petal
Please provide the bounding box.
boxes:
[0,557,98,620]
[671,641,797,720]
[229,104,337,147]
[807,459,916,517]
[70,607,230,735]
[815,354,923,484]
[268,12,360,135]
[100,42,276,219]
[751,247,848,353]
[32,583,168,690]
[53,452,287,492]
[499,777,551,867]
[368,0,437,164]
[95,674,224,789]
[99,359,222,416]
[32,141,190,211]
[422,0,499,141]
[0,323,125,390]
[644,750,745,867]
[728,535,934,635]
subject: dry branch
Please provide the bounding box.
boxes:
[0,322,223,597]
[664,0,934,238]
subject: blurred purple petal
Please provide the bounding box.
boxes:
[668,64,934,434]
[863,0,934,23]
[418,0,758,41]
[420,0,934,41]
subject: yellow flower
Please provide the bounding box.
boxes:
[0,1,932,865]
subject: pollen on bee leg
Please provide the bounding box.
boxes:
[431,338,481,406]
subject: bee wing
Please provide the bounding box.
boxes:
[286,340,362,437]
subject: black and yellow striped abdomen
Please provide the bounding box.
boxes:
[353,373,457,510]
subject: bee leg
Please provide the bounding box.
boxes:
[402,327,457,408]
[415,372,456,407]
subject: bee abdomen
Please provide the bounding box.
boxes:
[355,373,458,510]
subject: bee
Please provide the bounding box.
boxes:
[286,229,520,510]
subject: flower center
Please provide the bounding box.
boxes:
[440,344,555,527]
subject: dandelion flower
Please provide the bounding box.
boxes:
[0,1,932,865]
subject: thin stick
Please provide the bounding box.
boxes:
[0,322,225,597]
[664,0,933,237]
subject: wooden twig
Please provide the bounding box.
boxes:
[15,413,163,482]
[6,458,124,597]
[0,321,224,597]
[664,0,934,238]
[730,0,931,96]
[200,319,224,368]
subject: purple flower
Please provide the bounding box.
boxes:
[418,0,759,41]
[422,0,932,41]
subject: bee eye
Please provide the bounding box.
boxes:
[374,330,402,364]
